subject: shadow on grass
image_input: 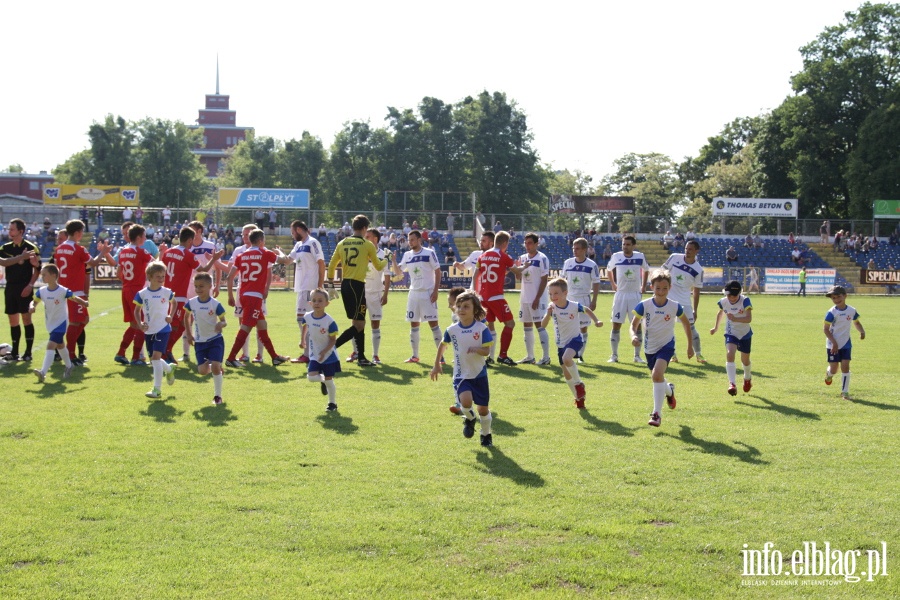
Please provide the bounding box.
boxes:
[139,400,184,423]
[25,381,89,398]
[355,364,426,385]
[661,425,769,465]
[582,363,647,380]
[490,411,525,437]
[735,396,820,420]
[315,411,359,435]
[475,446,545,487]
[193,405,238,427]
[579,409,637,437]
[845,396,899,411]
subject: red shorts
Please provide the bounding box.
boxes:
[482,297,512,323]
[67,297,90,325]
[172,302,186,330]
[240,295,265,327]
[122,288,142,323]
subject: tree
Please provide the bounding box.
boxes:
[133,119,209,209]
[53,150,93,184]
[846,87,900,212]
[320,121,391,213]
[87,115,136,184]
[681,116,763,202]
[601,152,682,232]
[277,132,326,193]
[218,135,280,189]
[455,91,548,214]
[754,2,900,219]
[3,164,24,173]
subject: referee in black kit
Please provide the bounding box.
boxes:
[0,218,41,361]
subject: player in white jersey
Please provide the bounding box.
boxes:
[516,232,551,365]
[562,237,602,361]
[276,220,325,364]
[710,280,753,396]
[393,230,441,364]
[631,269,693,428]
[662,239,706,363]
[453,231,494,293]
[134,262,176,399]
[302,289,342,412]
[29,264,85,382]
[430,291,495,447]
[184,272,227,405]
[822,285,865,400]
[541,278,603,409]
[184,221,223,360]
[608,235,650,363]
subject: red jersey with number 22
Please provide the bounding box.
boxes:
[162,246,201,300]
[235,247,275,299]
[477,248,514,301]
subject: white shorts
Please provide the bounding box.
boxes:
[365,290,384,321]
[611,291,642,324]
[405,290,439,322]
[672,298,695,324]
[570,295,593,328]
[518,297,548,323]
[296,290,313,317]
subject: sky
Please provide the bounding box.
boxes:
[3,0,869,185]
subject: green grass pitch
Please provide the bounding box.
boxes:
[1,289,897,598]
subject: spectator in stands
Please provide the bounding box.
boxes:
[95,208,104,231]
[317,223,327,238]
[403,220,411,235]
[79,207,90,228]
[752,234,763,249]
[444,247,456,264]
[743,233,753,249]
[685,229,696,241]
[134,207,143,224]
[662,230,675,250]
[867,258,876,270]
[446,212,455,235]
[602,242,613,262]
[871,237,879,251]
[726,246,738,263]
[123,206,133,223]
[887,265,896,295]
[674,231,684,249]
[791,247,801,264]
[268,209,277,233]
[342,222,352,237]
[788,232,795,245]
[538,235,547,250]
[833,230,843,252]
[889,230,899,246]
[162,207,171,227]
[255,209,266,230]
[493,220,502,233]
[860,237,871,254]
[820,220,829,245]
[430,226,440,244]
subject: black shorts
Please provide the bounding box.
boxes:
[4,284,33,315]
[340,279,367,321]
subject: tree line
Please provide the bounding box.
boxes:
[46,3,899,229]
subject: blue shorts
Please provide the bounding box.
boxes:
[556,336,584,365]
[454,375,490,406]
[195,337,225,365]
[827,347,852,363]
[309,359,341,378]
[646,339,676,371]
[144,331,171,355]
[724,334,752,355]
[49,323,67,345]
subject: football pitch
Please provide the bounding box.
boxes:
[1,289,897,598]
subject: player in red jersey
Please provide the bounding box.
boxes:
[475,231,524,366]
[224,228,288,366]
[52,219,110,363]
[112,225,154,364]
[161,226,223,363]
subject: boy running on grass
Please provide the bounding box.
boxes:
[710,280,753,396]
[303,288,342,412]
[134,262,177,399]
[631,269,693,427]
[29,264,87,383]
[184,273,228,405]
[431,291,495,447]
[541,277,603,409]
[823,285,865,400]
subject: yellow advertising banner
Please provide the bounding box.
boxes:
[42,184,140,207]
